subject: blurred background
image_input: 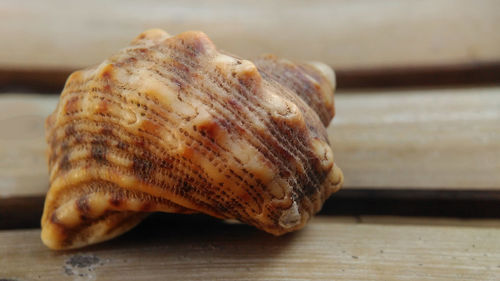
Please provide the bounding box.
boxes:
[1,0,499,91]
[0,1,499,279]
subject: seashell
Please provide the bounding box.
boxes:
[41,29,343,249]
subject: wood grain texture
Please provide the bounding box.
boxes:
[329,87,500,189]
[0,95,53,197]
[1,0,499,71]
[1,216,499,280]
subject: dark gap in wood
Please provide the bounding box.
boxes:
[337,62,500,89]
[334,189,500,201]
[321,189,500,217]
[1,62,500,93]
[0,196,45,229]
[1,189,499,230]
[0,68,71,94]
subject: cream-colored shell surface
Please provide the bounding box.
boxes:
[42,29,343,249]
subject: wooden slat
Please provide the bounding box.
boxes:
[1,87,499,228]
[0,95,53,197]
[1,0,499,71]
[357,215,500,228]
[329,87,500,189]
[1,216,499,280]
[0,87,498,196]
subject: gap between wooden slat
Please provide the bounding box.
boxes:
[3,189,500,229]
[2,62,500,93]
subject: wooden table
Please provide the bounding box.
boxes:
[1,1,499,280]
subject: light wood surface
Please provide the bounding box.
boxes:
[1,0,499,71]
[329,86,500,189]
[1,216,499,280]
[1,87,499,200]
[0,95,54,197]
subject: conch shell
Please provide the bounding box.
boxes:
[42,29,343,249]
